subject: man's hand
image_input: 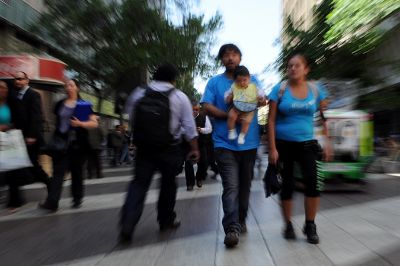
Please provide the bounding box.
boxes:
[25,138,37,145]
[225,93,233,104]
[257,96,266,107]
[186,149,200,164]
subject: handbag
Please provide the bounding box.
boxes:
[41,133,69,156]
[263,162,282,198]
[0,129,33,172]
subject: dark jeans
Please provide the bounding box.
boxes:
[215,148,257,234]
[207,146,219,174]
[112,147,122,166]
[44,147,88,208]
[120,144,183,235]
[6,143,49,208]
[184,143,208,187]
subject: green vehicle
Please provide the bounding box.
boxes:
[295,109,374,190]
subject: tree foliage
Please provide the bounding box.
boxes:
[326,0,400,53]
[276,0,365,80]
[33,0,221,105]
[276,0,399,82]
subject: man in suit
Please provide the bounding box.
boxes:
[6,71,50,209]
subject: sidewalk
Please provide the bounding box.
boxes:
[1,163,400,265]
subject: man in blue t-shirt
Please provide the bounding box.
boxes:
[201,44,265,248]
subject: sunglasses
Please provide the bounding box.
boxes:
[15,77,26,81]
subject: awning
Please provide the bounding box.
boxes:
[0,54,66,86]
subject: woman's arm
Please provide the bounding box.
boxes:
[268,101,279,164]
[70,114,98,129]
[320,100,332,161]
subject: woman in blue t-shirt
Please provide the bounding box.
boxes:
[268,54,331,244]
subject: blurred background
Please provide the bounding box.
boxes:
[0,1,400,265]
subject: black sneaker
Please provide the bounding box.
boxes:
[159,219,181,231]
[38,202,58,213]
[196,180,203,188]
[71,202,82,209]
[118,231,132,245]
[224,231,239,248]
[187,186,194,191]
[303,223,319,244]
[240,222,247,233]
[283,222,296,240]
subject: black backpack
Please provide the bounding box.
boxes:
[132,86,175,149]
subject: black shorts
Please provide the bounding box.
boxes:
[276,139,322,199]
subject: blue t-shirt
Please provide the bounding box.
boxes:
[201,73,263,151]
[268,82,327,142]
[0,104,11,125]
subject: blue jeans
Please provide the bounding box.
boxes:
[215,148,257,233]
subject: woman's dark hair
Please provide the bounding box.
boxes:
[70,78,82,99]
[153,63,179,82]
[233,65,250,79]
[71,78,81,89]
[288,53,310,67]
[217,43,242,60]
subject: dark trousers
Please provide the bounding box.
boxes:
[184,143,208,187]
[112,147,122,166]
[215,148,257,234]
[87,149,103,179]
[120,145,183,235]
[44,148,88,208]
[6,143,49,208]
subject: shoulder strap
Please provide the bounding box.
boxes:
[145,86,175,97]
[307,80,319,100]
[278,80,287,105]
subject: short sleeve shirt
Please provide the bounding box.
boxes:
[201,73,263,151]
[268,82,328,142]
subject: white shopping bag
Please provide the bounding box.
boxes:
[0,129,32,172]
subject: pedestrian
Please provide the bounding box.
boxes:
[201,44,265,247]
[225,65,266,144]
[184,101,212,191]
[6,71,50,210]
[119,126,132,165]
[119,63,199,243]
[86,116,104,179]
[267,53,331,244]
[0,80,11,131]
[0,81,12,204]
[39,79,98,212]
[109,125,124,166]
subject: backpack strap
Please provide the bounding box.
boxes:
[144,86,175,97]
[277,80,288,105]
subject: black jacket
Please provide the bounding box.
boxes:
[9,87,45,145]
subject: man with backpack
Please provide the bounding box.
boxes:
[119,63,199,243]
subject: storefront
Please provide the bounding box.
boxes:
[0,54,66,138]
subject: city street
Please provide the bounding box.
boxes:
[1,154,400,266]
